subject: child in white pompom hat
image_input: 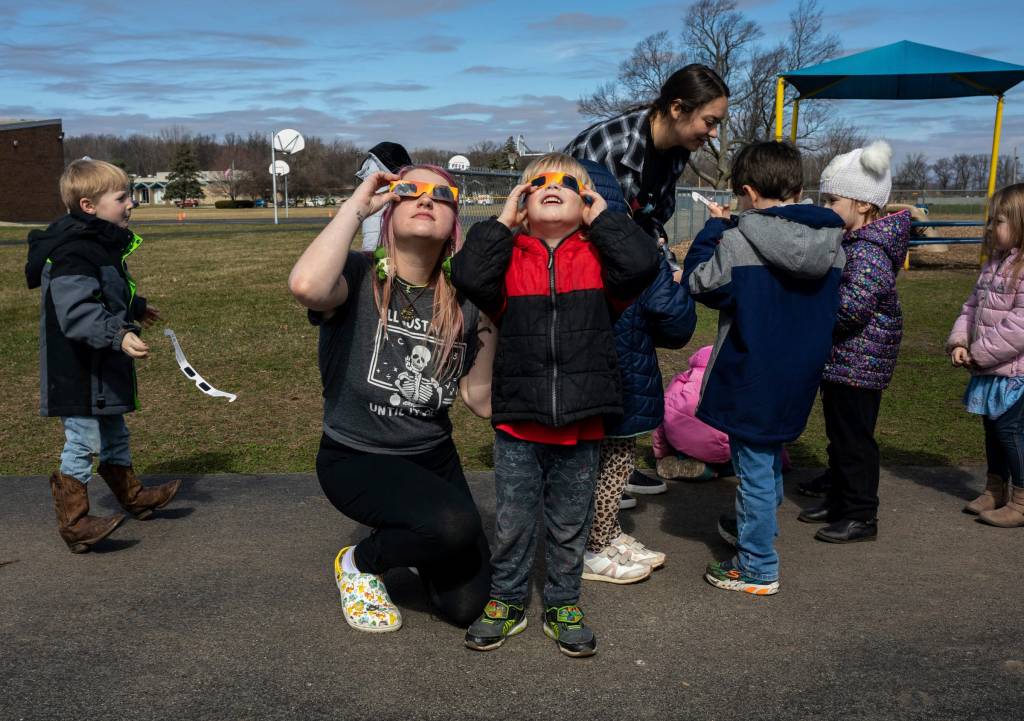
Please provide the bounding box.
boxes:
[797,141,911,544]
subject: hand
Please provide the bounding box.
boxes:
[672,269,683,284]
[497,183,531,229]
[347,171,401,221]
[141,305,161,328]
[707,201,731,219]
[951,347,971,367]
[121,331,150,359]
[580,188,607,226]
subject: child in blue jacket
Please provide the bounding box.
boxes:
[683,141,845,595]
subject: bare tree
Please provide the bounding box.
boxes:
[803,120,867,187]
[895,153,930,189]
[932,157,954,189]
[577,0,841,188]
[951,154,975,189]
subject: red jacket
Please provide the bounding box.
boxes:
[451,212,659,427]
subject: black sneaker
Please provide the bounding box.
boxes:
[543,605,596,657]
[797,471,832,498]
[619,492,637,510]
[625,470,667,495]
[717,513,737,547]
[464,599,527,651]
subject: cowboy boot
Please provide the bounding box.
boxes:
[49,471,124,553]
[97,463,181,520]
[978,485,1024,528]
[964,473,1009,515]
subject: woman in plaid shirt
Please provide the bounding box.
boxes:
[565,63,729,243]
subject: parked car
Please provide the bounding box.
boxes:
[173,198,200,208]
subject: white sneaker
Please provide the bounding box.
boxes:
[582,546,652,584]
[611,533,666,569]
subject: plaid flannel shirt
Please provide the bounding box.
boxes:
[564,108,690,236]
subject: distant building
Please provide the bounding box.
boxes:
[0,119,65,222]
[131,170,239,205]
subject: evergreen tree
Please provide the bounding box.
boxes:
[165,145,205,202]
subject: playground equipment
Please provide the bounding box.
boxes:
[774,41,1024,201]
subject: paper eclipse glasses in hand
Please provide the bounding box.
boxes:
[164,328,237,402]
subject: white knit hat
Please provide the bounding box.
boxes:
[819,140,893,209]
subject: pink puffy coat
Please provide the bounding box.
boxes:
[653,346,731,463]
[947,250,1024,376]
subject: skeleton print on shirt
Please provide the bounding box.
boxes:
[367,308,466,418]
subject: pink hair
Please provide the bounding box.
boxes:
[372,164,465,382]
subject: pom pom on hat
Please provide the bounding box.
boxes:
[820,140,893,208]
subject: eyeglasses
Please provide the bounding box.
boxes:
[529,172,582,194]
[163,328,237,402]
[388,180,459,204]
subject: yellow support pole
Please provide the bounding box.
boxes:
[774,77,786,142]
[790,99,800,143]
[987,95,1005,199]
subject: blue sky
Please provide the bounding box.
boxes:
[2,0,1022,163]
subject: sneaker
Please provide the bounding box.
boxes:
[656,454,711,481]
[333,547,402,632]
[582,546,651,584]
[704,559,779,596]
[543,605,597,658]
[625,470,667,495]
[716,514,737,547]
[797,471,832,498]
[610,532,665,569]
[619,492,637,510]
[464,599,528,651]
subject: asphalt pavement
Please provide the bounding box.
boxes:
[1,466,1022,720]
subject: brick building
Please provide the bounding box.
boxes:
[0,119,65,223]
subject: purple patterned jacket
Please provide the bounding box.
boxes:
[822,210,911,390]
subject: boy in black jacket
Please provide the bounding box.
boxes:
[452,153,659,657]
[25,159,181,553]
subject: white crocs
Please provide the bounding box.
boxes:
[333,546,402,633]
[611,533,666,569]
[582,545,652,584]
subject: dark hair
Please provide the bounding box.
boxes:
[730,141,803,201]
[649,64,730,117]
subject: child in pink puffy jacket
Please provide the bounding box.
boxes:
[654,345,791,481]
[653,346,731,480]
[948,183,1024,528]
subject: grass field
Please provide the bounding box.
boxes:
[0,220,984,475]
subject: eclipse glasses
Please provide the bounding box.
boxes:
[528,172,584,194]
[388,180,459,204]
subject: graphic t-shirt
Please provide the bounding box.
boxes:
[310,252,480,454]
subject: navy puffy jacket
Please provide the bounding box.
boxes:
[577,159,697,436]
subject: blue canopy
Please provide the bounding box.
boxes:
[784,41,1024,100]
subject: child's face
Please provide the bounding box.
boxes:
[822,193,873,232]
[524,173,584,229]
[86,188,134,227]
[993,214,1015,251]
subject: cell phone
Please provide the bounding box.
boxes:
[691,191,716,209]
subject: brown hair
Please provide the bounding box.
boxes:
[59,158,129,211]
[645,63,729,118]
[374,165,465,382]
[985,183,1024,282]
[730,141,803,201]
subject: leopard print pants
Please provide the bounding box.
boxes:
[585,436,636,553]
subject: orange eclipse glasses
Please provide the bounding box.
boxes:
[388,180,459,204]
[528,171,584,194]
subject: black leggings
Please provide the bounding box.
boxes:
[316,434,491,627]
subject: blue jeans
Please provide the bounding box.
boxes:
[490,431,599,608]
[730,437,784,582]
[60,415,132,483]
[984,391,1024,488]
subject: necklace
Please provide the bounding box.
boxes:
[394,277,430,321]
